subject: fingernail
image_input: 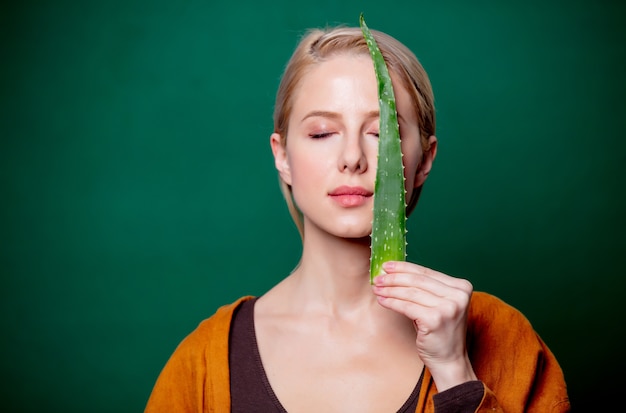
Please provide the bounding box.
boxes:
[382,261,395,271]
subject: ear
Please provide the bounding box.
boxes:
[270,132,292,185]
[414,135,438,188]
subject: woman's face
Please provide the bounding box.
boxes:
[271,53,427,239]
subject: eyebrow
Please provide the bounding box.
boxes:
[301,109,407,125]
[300,110,344,122]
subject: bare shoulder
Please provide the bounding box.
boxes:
[254,279,298,327]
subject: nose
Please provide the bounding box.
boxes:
[338,132,368,173]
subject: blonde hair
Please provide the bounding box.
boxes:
[273,26,436,239]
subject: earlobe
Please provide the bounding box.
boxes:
[270,133,292,185]
[414,135,438,188]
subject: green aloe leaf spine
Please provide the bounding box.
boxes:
[360,14,407,284]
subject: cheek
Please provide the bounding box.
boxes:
[287,151,327,189]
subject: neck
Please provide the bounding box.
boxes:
[283,225,377,316]
[257,223,414,334]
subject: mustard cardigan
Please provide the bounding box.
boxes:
[145,292,570,412]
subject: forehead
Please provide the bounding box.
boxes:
[290,54,417,123]
[297,54,375,94]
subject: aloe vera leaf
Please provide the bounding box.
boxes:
[360,14,407,284]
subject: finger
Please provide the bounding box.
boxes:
[376,294,469,335]
[381,261,473,292]
[375,293,431,322]
[373,284,441,308]
[374,271,450,297]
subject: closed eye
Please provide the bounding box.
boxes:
[310,132,333,139]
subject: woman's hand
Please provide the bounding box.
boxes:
[372,261,478,391]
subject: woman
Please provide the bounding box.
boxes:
[145,25,570,413]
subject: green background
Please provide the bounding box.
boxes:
[2,0,624,411]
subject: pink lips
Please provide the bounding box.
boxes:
[328,186,373,207]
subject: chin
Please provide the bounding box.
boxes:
[333,228,372,242]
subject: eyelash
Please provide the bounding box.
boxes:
[310,132,333,139]
[309,132,380,139]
